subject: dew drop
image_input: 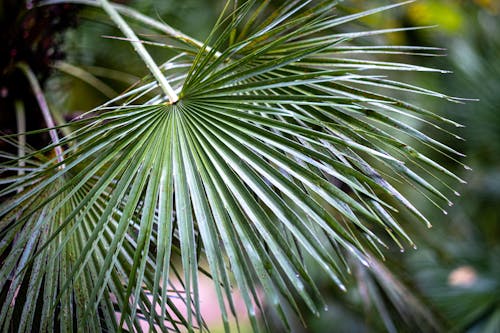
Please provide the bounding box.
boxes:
[464,165,472,170]
[454,191,461,197]
[448,201,454,207]
[427,223,433,229]
[399,248,405,253]
[324,306,329,312]
[443,210,448,215]
[412,244,418,250]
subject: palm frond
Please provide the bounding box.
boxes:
[1,1,464,331]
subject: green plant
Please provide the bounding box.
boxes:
[0,0,466,331]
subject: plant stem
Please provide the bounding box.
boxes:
[17,62,65,166]
[98,0,179,103]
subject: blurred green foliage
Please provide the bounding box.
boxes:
[297,1,500,332]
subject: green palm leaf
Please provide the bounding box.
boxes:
[1,0,465,331]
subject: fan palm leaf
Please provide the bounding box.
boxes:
[0,0,465,331]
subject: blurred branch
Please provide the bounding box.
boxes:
[17,62,65,167]
[81,65,140,85]
[53,61,117,98]
[14,100,26,192]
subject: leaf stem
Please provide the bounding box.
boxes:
[98,0,179,103]
[17,62,65,167]
[38,0,221,57]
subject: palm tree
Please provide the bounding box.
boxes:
[0,0,466,331]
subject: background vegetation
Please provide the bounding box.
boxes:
[299,1,500,332]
